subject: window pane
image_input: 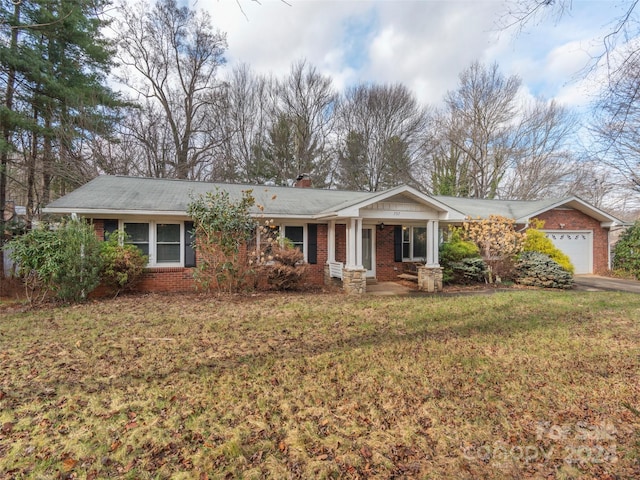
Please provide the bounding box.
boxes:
[136,243,150,257]
[124,223,149,243]
[157,244,180,263]
[402,227,410,242]
[413,227,427,259]
[285,226,303,243]
[285,226,304,253]
[157,224,180,242]
[403,243,410,258]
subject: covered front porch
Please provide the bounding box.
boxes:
[323,219,443,294]
[315,186,461,294]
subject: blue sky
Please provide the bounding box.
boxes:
[208,0,623,113]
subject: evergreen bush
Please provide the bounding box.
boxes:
[100,231,148,295]
[515,251,573,289]
[5,217,103,304]
[448,257,488,284]
[612,221,640,279]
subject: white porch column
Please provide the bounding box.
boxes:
[346,218,357,268]
[345,217,364,269]
[343,217,367,294]
[426,220,440,267]
[327,220,336,264]
[355,218,363,269]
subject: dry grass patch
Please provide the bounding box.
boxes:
[0,291,639,479]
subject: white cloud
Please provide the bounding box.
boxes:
[205,0,619,113]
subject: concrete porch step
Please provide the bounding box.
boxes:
[397,273,418,282]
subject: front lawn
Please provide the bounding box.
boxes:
[1,291,639,479]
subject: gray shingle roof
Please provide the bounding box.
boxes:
[44,175,373,217]
[434,196,564,221]
[44,175,622,225]
[434,195,621,224]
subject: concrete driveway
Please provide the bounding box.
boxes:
[573,275,640,293]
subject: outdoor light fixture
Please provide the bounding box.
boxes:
[378,223,385,231]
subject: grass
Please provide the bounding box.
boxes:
[0,290,639,479]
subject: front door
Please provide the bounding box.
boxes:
[362,227,375,277]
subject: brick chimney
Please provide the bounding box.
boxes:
[295,173,312,188]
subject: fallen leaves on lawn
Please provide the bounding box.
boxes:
[0,291,638,478]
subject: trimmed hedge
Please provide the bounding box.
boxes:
[515,251,573,289]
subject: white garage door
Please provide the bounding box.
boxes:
[544,231,593,274]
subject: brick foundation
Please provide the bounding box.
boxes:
[135,267,196,293]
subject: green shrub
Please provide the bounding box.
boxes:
[612,220,640,279]
[448,257,488,284]
[56,218,104,302]
[187,189,257,293]
[100,230,148,295]
[523,225,574,274]
[5,217,103,304]
[515,251,573,289]
[439,230,481,283]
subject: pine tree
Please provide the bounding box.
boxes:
[0,0,122,275]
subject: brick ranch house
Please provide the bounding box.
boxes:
[43,175,622,294]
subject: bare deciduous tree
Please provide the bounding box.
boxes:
[335,83,427,191]
[215,64,274,183]
[115,0,227,180]
[425,62,521,199]
[499,1,640,193]
[502,99,577,200]
[591,51,640,192]
[268,59,337,186]
[421,62,579,200]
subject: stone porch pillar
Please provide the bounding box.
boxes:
[418,266,443,292]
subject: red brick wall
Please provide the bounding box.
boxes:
[135,267,196,293]
[93,219,105,240]
[534,208,610,273]
[296,223,323,286]
[90,219,327,294]
[376,225,405,281]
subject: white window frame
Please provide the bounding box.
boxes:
[402,225,427,262]
[155,223,182,265]
[121,220,184,268]
[280,224,307,263]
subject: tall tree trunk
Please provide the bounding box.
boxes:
[26,122,39,223]
[0,2,20,278]
[42,117,53,208]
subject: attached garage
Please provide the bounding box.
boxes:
[544,231,593,274]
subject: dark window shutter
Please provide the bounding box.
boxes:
[103,219,118,241]
[394,226,403,262]
[184,221,196,267]
[307,224,318,264]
